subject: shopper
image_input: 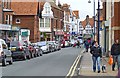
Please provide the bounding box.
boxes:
[90,41,102,73]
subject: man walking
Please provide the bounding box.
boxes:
[111,39,120,71]
[90,41,102,73]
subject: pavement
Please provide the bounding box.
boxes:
[79,51,118,78]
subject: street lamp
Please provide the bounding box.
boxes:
[88,0,100,45]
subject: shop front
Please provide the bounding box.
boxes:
[64,33,70,41]
[10,26,20,41]
[0,24,12,43]
[55,31,64,41]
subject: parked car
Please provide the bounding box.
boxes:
[65,40,71,47]
[0,39,13,66]
[47,41,56,52]
[37,41,50,53]
[52,41,61,51]
[70,40,77,46]
[32,43,43,56]
[10,41,31,60]
[24,40,35,58]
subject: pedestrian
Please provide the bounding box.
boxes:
[77,40,80,48]
[111,39,120,71]
[118,68,120,78]
[90,41,102,73]
[85,40,89,52]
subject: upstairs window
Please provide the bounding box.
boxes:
[5,15,9,24]
[16,19,20,24]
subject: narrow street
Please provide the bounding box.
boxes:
[2,47,83,76]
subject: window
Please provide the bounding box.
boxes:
[45,18,50,27]
[5,15,9,24]
[45,6,50,14]
[40,18,44,27]
[16,19,20,23]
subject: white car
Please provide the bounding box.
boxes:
[0,39,13,66]
[37,41,50,53]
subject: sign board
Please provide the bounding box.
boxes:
[0,24,11,30]
[105,20,109,27]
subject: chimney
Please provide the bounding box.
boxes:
[86,15,89,24]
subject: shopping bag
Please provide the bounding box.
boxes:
[108,55,113,65]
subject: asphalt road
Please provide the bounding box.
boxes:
[2,47,83,76]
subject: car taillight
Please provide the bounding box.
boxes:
[19,46,24,51]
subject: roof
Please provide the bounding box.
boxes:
[73,10,79,19]
[81,17,94,28]
[11,2,38,15]
[49,2,62,11]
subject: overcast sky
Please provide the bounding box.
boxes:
[58,0,103,21]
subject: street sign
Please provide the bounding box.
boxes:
[105,20,109,27]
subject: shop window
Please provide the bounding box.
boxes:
[16,19,20,24]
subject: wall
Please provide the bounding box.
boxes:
[12,15,40,42]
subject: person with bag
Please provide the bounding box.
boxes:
[111,39,120,71]
[90,41,102,73]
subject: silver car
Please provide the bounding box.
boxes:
[0,39,13,66]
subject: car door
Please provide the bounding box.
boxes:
[2,43,12,59]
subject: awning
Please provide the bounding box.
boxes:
[83,34,92,39]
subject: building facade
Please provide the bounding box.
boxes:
[39,2,64,41]
[102,1,120,53]
[11,2,40,42]
[81,15,94,40]
[0,0,2,24]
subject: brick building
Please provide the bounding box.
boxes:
[39,2,64,41]
[0,0,2,23]
[111,2,120,41]
[102,1,120,52]
[10,1,64,42]
[11,2,40,42]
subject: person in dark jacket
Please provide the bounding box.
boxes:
[90,41,102,73]
[111,39,120,71]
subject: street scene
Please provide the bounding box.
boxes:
[0,0,120,78]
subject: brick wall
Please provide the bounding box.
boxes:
[12,15,40,42]
[111,2,120,41]
[0,0,2,23]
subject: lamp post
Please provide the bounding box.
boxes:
[88,0,100,45]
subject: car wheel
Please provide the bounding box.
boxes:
[23,55,27,60]
[2,58,7,66]
[40,51,43,56]
[27,55,31,59]
[9,57,13,65]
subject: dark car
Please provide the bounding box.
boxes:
[10,41,31,60]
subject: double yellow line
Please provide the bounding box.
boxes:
[66,55,81,78]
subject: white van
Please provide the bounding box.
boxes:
[0,39,13,66]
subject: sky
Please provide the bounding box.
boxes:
[58,0,103,21]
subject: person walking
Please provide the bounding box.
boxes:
[77,40,80,48]
[85,40,89,52]
[90,41,102,73]
[111,39,120,71]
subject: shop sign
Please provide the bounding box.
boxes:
[55,31,64,35]
[0,24,11,30]
[12,26,20,31]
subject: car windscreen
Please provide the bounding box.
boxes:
[10,41,19,47]
[37,42,46,46]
